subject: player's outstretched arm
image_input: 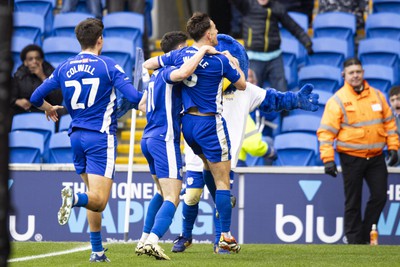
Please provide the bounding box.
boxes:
[143,56,160,70]
[170,45,218,82]
[138,90,147,113]
[259,83,319,113]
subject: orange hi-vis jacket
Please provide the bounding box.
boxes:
[317,81,399,163]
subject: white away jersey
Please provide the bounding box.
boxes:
[186,82,266,171]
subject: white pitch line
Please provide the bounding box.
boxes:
[8,245,92,263]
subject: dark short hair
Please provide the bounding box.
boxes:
[20,44,44,61]
[343,57,362,69]
[389,85,400,97]
[186,12,211,42]
[75,18,104,49]
[160,31,188,53]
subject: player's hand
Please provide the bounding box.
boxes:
[222,51,240,68]
[201,45,219,55]
[296,83,319,112]
[45,105,64,122]
[15,98,32,110]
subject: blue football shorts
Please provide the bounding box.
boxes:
[70,128,117,179]
[185,170,205,189]
[141,137,183,180]
[182,114,231,163]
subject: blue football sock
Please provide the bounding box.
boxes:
[74,193,88,207]
[214,207,221,244]
[203,170,216,201]
[151,200,176,238]
[182,201,198,239]
[215,190,232,233]
[90,231,103,252]
[143,193,163,233]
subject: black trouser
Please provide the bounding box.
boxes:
[339,153,388,244]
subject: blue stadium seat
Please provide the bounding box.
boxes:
[280,114,321,134]
[43,36,81,67]
[14,0,56,37]
[11,113,55,162]
[11,36,34,75]
[313,12,356,58]
[48,132,73,163]
[103,12,144,53]
[358,38,400,84]
[363,64,395,94]
[365,13,400,41]
[53,13,94,37]
[13,12,44,45]
[373,0,400,13]
[298,65,342,93]
[59,114,72,132]
[9,131,44,163]
[281,37,300,89]
[280,12,308,66]
[306,37,349,67]
[102,37,134,79]
[273,132,319,166]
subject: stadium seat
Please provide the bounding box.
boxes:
[11,113,55,162]
[53,13,95,37]
[298,65,342,93]
[9,131,44,163]
[280,114,321,134]
[313,12,356,58]
[358,38,400,84]
[11,36,34,75]
[13,11,44,45]
[363,64,395,94]
[373,0,400,13]
[42,36,81,67]
[48,132,73,163]
[273,132,319,166]
[59,114,72,132]
[280,12,308,66]
[102,37,134,79]
[14,0,56,37]
[365,13,400,41]
[281,37,300,88]
[306,37,349,67]
[103,11,144,55]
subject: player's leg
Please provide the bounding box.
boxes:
[136,138,164,255]
[172,170,204,252]
[143,139,183,260]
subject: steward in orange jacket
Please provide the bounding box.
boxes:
[317,58,399,245]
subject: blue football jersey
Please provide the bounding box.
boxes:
[142,66,182,141]
[30,52,142,135]
[159,46,241,114]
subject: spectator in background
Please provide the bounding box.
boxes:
[231,0,313,92]
[61,0,103,19]
[280,0,314,28]
[318,0,368,30]
[388,85,400,166]
[317,58,399,244]
[11,44,64,120]
[107,0,150,58]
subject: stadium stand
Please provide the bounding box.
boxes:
[365,12,400,40]
[102,37,135,79]
[42,36,81,67]
[48,131,73,163]
[9,130,44,163]
[52,12,95,37]
[58,114,72,133]
[273,132,319,166]
[306,37,349,67]
[313,11,356,58]
[363,64,395,95]
[13,11,45,46]
[372,0,400,13]
[14,0,56,37]
[298,65,343,93]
